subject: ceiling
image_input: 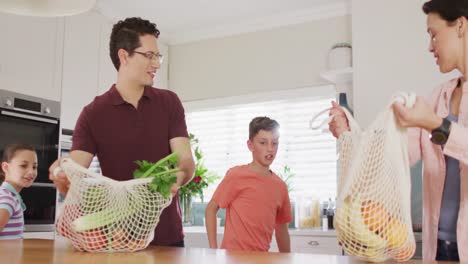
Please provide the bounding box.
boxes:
[95,0,350,45]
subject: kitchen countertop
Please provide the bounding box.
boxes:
[183,226,423,240]
[0,239,450,264]
[183,226,337,236]
[23,228,422,239]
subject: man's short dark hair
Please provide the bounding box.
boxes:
[423,0,468,23]
[109,17,160,70]
[249,117,280,140]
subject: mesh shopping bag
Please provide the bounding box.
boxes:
[55,158,172,252]
[332,93,417,262]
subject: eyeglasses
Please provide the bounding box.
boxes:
[134,51,164,64]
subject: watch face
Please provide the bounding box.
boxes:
[431,131,446,144]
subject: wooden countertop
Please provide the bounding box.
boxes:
[0,239,454,264]
[183,226,339,237]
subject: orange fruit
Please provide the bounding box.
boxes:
[391,242,415,261]
[382,218,408,248]
[360,200,390,234]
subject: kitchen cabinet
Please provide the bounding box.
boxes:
[23,232,55,240]
[184,227,423,258]
[60,11,103,130]
[0,13,64,101]
[96,18,116,96]
[184,228,223,249]
[271,233,342,254]
[183,226,342,255]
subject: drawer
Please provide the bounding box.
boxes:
[23,232,55,240]
[291,236,342,255]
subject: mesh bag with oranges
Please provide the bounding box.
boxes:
[334,93,417,262]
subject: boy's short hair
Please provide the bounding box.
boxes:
[249,117,280,140]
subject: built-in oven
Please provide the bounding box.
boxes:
[0,89,60,232]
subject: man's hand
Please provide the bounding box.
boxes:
[48,150,94,196]
[170,177,182,197]
[169,137,195,195]
[48,159,70,195]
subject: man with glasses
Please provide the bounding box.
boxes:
[49,17,195,247]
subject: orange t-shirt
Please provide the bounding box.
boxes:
[212,165,292,252]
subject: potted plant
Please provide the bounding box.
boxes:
[277,165,296,228]
[277,165,295,193]
[179,134,220,225]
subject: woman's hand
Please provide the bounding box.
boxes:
[328,101,350,138]
[392,96,442,131]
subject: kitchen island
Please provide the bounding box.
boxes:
[0,239,455,264]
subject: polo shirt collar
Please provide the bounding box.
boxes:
[1,181,26,211]
[109,85,153,106]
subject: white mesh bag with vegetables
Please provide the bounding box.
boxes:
[333,93,417,262]
[55,153,179,252]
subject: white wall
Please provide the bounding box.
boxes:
[169,16,351,102]
[351,0,459,127]
[155,43,169,90]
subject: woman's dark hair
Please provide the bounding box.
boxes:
[109,17,160,70]
[423,0,468,23]
[0,143,36,182]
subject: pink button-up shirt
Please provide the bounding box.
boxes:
[408,78,468,261]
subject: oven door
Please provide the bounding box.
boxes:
[21,184,57,231]
[0,108,59,231]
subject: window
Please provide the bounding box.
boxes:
[184,85,337,202]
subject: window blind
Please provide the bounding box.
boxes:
[184,86,337,202]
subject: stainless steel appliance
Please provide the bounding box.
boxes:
[0,89,60,232]
[60,129,101,175]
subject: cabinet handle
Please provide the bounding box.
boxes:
[308,241,319,246]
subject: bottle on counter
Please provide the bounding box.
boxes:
[327,197,335,229]
[321,200,329,231]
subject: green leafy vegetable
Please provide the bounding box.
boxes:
[133,152,180,198]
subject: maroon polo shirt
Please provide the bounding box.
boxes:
[71,85,188,246]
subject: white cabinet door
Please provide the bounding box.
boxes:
[184,231,223,248]
[97,18,116,96]
[269,234,341,255]
[291,235,342,255]
[60,11,101,130]
[0,13,63,101]
[23,232,55,240]
[184,227,342,255]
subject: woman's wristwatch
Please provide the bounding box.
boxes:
[430,117,451,145]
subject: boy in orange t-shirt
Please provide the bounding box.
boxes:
[205,117,292,252]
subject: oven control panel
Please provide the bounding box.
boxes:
[0,89,60,119]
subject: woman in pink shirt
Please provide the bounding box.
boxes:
[329,0,468,261]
